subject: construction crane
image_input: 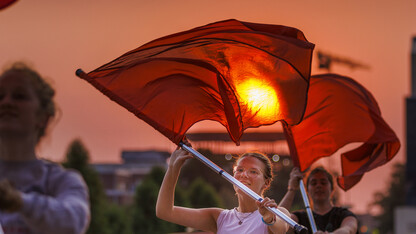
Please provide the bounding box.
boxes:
[317,50,371,71]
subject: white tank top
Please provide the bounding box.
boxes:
[217,208,268,234]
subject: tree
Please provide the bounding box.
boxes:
[370,163,405,234]
[188,177,223,208]
[103,203,132,234]
[180,149,233,189]
[179,148,235,209]
[132,166,188,234]
[63,139,131,234]
[146,166,166,186]
[132,178,162,233]
[63,139,108,234]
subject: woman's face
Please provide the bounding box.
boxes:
[0,72,42,139]
[307,172,332,203]
[233,156,269,195]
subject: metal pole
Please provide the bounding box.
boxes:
[299,180,317,233]
[179,142,308,234]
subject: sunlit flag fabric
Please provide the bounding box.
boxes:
[0,0,17,10]
[77,19,314,145]
[283,73,400,190]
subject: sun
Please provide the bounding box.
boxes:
[237,78,279,120]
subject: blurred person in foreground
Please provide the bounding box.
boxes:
[0,62,90,234]
[279,167,358,234]
[156,141,290,234]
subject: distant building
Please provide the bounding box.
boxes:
[186,131,289,156]
[406,36,416,205]
[393,36,416,234]
[91,150,170,205]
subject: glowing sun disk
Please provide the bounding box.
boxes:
[237,79,279,119]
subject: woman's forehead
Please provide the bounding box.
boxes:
[310,172,328,180]
[1,71,32,86]
[236,156,264,169]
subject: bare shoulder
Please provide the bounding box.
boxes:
[201,207,224,220]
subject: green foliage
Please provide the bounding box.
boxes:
[173,183,190,209]
[132,166,188,234]
[180,149,233,188]
[370,163,405,234]
[62,139,89,169]
[180,148,235,208]
[104,203,132,234]
[188,177,223,208]
[132,179,162,233]
[62,139,131,234]
[146,166,166,186]
[62,139,105,203]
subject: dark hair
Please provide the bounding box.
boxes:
[233,152,274,182]
[306,167,334,191]
[1,62,56,141]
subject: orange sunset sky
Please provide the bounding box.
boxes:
[1,0,415,215]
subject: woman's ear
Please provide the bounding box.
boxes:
[263,178,272,190]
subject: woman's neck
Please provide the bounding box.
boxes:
[0,138,37,161]
[312,201,333,215]
[237,194,258,213]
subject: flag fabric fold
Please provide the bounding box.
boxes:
[283,73,400,190]
[0,0,17,10]
[77,19,314,145]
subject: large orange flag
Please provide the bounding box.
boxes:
[77,19,314,145]
[283,73,400,190]
[0,0,17,10]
